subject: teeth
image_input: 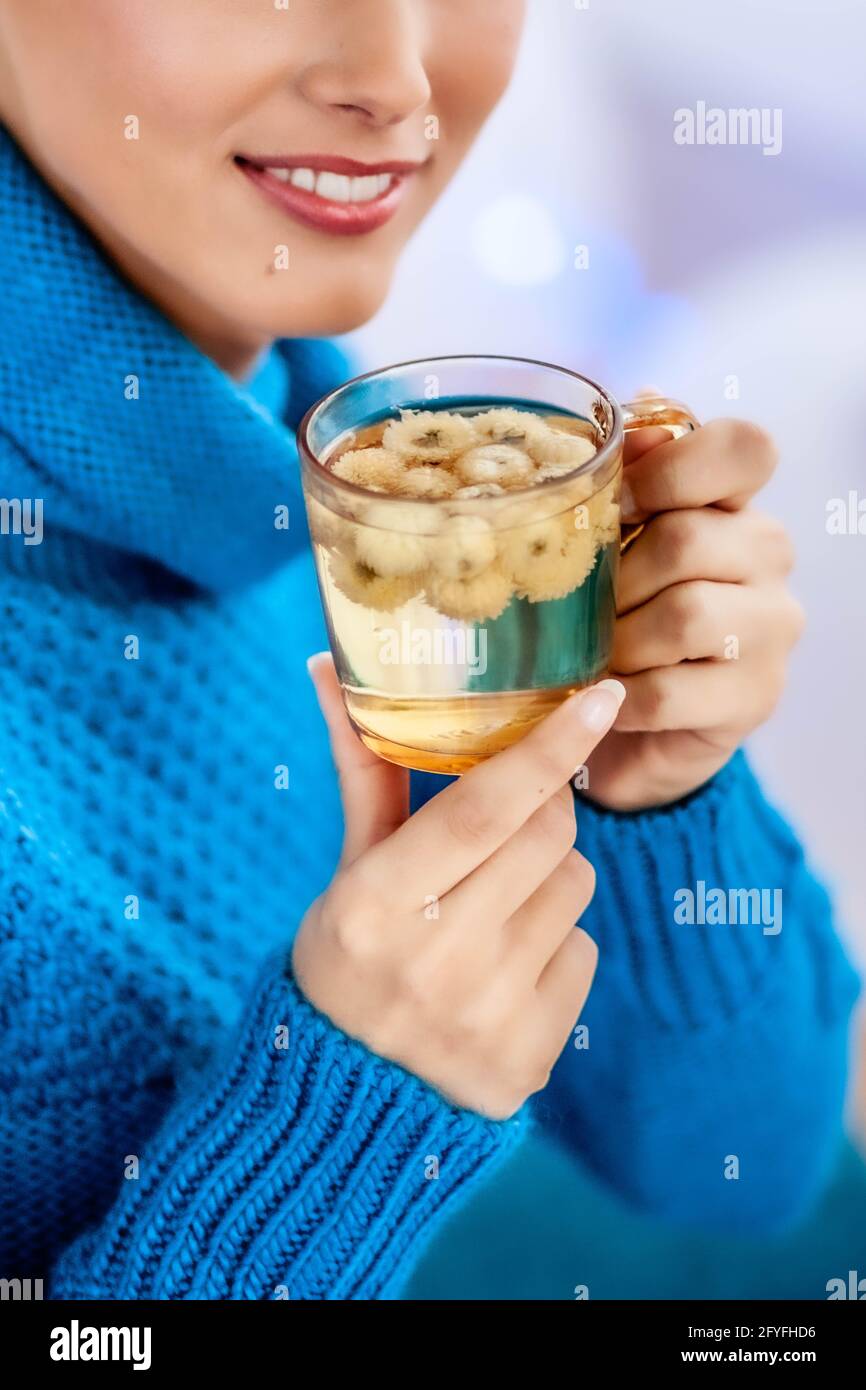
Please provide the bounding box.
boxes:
[263,165,394,202]
[351,175,380,202]
[316,171,351,203]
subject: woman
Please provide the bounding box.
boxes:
[0,0,857,1300]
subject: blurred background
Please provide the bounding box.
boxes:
[344,0,866,1299]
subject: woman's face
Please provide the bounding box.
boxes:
[0,0,525,371]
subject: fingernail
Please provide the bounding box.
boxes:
[306,652,329,679]
[620,478,639,522]
[577,679,626,732]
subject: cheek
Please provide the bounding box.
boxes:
[10,1,272,203]
[6,1,289,310]
[427,13,523,155]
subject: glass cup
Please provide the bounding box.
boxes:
[298,355,697,775]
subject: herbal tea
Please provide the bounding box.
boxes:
[305,402,621,774]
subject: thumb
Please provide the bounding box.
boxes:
[306,652,410,866]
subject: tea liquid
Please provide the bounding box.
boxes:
[306,401,620,774]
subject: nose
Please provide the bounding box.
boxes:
[296,0,431,129]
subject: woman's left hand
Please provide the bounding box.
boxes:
[585,414,805,811]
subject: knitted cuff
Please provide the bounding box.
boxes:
[575,751,860,1034]
[52,956,523,1300]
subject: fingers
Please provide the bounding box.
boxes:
[505,848,596,977]
[621,418,779,523]
[612,580,802,674]
[623,426,672,464]
[307,652,410,865]
[445,785,577,926]
[611,660,789,735]
[534,927,599,1054]
[618,508,795,614]
[622,386,673,464]
[356,679,625,905]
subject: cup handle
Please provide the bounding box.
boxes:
[619,397,701,553]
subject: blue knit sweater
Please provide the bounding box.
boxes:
[0,126,859,1300]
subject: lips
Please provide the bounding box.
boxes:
[236,153,422,236]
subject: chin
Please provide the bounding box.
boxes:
[235,264,396,343]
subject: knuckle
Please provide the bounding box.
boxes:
[332,914,371,957]
[443,789,499,849]
[558,850,596,912]
[540,790,578,853]
[570,926,600,978]
[650,460,681,512]
[553,929,599,1003]
[640,669,676,731]
[666,581,712,649]
[779,535,797,576]
[760,515,796,574]
[658,509,704,569]
[721,418,779,475]
[326,881,374,954]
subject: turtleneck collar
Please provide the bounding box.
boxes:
[0,125,329,593]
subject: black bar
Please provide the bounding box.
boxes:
[1,1297,862,1374]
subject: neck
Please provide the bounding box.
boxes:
[82,217,271,380]
[0,120,311,592]
[1,123,269,380]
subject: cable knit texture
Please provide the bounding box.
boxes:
[0,124,860,1300]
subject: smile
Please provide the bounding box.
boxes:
[235,154,422,236]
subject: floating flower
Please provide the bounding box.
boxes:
[353,502,434,577]
[433,513,497,579]
[328,550,421,610]
[399,464,456,499]
[426,565,513,622]
[332,446,404,492]
[383,409,476,463]
[529,425,597,471]
[469,407,547,452]
[455,444,535,488]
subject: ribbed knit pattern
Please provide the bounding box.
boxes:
[543,758,861,1231]
[52,965,520,1300]
[0,123,859,1300]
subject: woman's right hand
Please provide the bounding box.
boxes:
[292,656,625,1120]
